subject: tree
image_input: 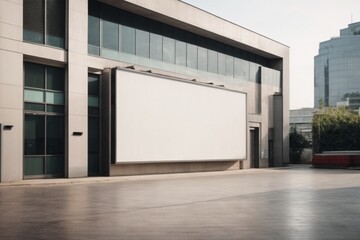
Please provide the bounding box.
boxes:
[289,125,310,163]
[312,107,360,153]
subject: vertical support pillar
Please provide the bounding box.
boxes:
[67,0,89,177]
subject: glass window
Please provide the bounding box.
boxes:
[24,157,44,175]
[136,16,150,58]
[186,33,197,69]
[226,55,234,77]
[163,36,175,64]
[103,22,119,51]
[235,58,250,81]
[25,89,45,103]
[208,49,218,74]
[46,156,64,175]
[47,66,64,91]
[150,33,163,61]
[249,63,260,82]
[46,0,65,48]
[198,47,207,72]
[46,116,64,155]
[121,25,136,54]
[24,115,45,155]
[88,117,100,175]
[187,43,197,69]
[136,29,150,58]
[23,0,44,44]
[47,105,64,113]
[86,1,278,83]
[23,0,65,48]
[176,41,186,66]
[88,0,100,51]
[162,24,175,64]
[101,3,119,51]
[24,63,65,178]
[88,96,99,107]
[119,10,135,54]
[25,63,45,89]
[25,103,45,112]
[88,73,100,176]
[46,92,64,105]
[88,74,99,96]
[218,53,226,75]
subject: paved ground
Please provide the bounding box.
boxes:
[1,165,360,240]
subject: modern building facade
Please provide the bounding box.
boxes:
[315,22,360,110]
[290,108,316,143]
[0,0,289,182]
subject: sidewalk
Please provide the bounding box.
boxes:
[0,168,270,187]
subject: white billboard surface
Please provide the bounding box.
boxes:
[115,70,247,163]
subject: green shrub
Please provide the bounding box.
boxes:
[312,107,360,153]
[290,125,310,163]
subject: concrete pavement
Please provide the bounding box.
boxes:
[1,165,360,240]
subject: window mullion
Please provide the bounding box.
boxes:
[44,0,47,45]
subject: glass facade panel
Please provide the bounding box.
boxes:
[187,43,197,69]
[136,29,150,58]
[47,66,65,91]
[249,63,260,82]
[150,33,163,61]
[46,116,64,155]
[88,0,100,48]
[88,74,100,175]
[24,157,44,175]
[121,26,136,54]
[315,24,360,108]
[88,74,99,95]
[25,103,45,112]
[163,37,175,64]
[23,0,44,44]
[46,92,64,105]
[47,105,64,113]
[46,156,64,175]
[103,21,119,51]
[198,47,207,72]
[136,16,150,58]
[23,0,65,48]
[46,0,65,48]
[176,41,186,66]
[25,63,45,89]
[218,53,226,75]
[25,115,45,155]
[234,58,250,81]
[88,96,99,107]
[24,63,65,178]
[87,1,278,86]
[208,49,218,74]
[226,55,234,77]
[88,117,100,175]
[25,89,45,103]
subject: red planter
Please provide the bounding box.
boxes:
[313,153,360,168]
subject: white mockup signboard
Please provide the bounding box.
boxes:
[115,69,247,163]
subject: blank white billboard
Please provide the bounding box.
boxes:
[115,69,247,163]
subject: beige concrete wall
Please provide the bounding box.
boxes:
[67,0,89,178]
[0,0,23,182]
[0,0,289,180]
[110,161,240,176]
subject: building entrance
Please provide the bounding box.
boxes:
[250,128,260,168]
[23,63,65,179]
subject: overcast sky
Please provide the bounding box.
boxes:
[182,0,360,109]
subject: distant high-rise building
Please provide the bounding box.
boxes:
[314,22,360,110]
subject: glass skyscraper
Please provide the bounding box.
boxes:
[315,22,360,109]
